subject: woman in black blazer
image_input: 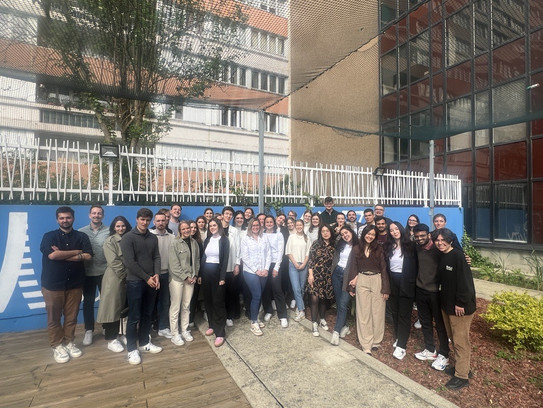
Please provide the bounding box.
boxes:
[199,217,230,347]
[384,221,417,360]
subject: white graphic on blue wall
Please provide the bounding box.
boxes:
[0,212,44,313]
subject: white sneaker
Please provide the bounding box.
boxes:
[415,349,437,361]
[290,299,296,309]
[392,339,398,348]
[339,326,350,338]
[251,322,263,336]
[182,331,194,342]
[139,341,162,354]
[53,344,69,363]
[431,354,449,371]
[312,322,320,337]
[294,310,305,322]
[119,335,127,345]
[108,339,124,353]
[319,318,328,330]
[127,350,141,365]
[257,320,265,328]
[65,342,82,358]
[280,318,288,328]
[83,330,93,346]
[171,334,185,346]
[264,313,272,322]
[226,319,234,327]
[393,346,406,360]
[271,300,277,310]
[414,320,422,329]
[330,331,340,346]
[158,328,173,339]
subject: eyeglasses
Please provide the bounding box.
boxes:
[408,218,417,222]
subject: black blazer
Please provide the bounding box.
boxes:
[201,235,230,281]
[386,245,418,298]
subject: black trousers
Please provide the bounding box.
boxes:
[224,271,241,319]
[388,273,414,349]
[261,263,287,319]
[83,274,103,331]
[416,287,450,357]
[201,263,226,337]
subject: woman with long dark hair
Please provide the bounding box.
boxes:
[405,214,420,241]
[307,224,335,337]
[97,216,132,353]
[330,225,358,345]
[384,221,417,360]
[347,225,390,355]
[196,215,208,241]
[188,220,204,328]
[200,217,230,347]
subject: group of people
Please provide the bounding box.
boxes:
[40,198,475,390]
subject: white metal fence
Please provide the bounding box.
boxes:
[0,138,462,206]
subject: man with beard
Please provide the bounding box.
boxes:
[375,216,389,246]
[412,224,450,372]
[41,207,93,363]
[79,205,109,346]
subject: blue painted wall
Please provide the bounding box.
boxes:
[0,204,463,333]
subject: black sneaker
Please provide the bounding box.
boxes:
[445,376,469,390]
[444,366,473,378]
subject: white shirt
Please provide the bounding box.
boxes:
[205,236,221,264]
[265,231,285,271]
[389,246,403,273]
[285,233,311,263]
[241,234,271,274]
[338,244,352,268]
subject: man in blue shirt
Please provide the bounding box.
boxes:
[40,206,93,363]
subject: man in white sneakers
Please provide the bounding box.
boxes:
[120,208,163,365]
[40,207,93,363]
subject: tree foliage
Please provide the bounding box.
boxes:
[36,0,246,148]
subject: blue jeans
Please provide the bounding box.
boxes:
[332,266,351,332]
[288,261,307,312]
[243,271,267,322]
[126,280,158,352]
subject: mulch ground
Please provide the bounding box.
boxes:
[319,298,543,408]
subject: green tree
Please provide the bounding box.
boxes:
[37,0,246,148]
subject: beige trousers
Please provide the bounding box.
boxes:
[442,311,474,379]
[169,279,195,336]
[355,273,386,353]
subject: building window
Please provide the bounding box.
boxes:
[251,71,259,89]
[269,75,277,93]
[446,8,471,66]
[381,50,397,95]
[39,109,99,129]
[239,68,247,86]
[475,184,491,239]
[278,77,285,94]
[492,0,525,48]
[494,183,528,242]
[261,73,268,91]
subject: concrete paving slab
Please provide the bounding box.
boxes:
[198,313,457,408]
[474,278,542,300]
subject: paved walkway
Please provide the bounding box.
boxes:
[198,280,542,408]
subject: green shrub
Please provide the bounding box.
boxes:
[483,292,543,352]
[462,230,494,268]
